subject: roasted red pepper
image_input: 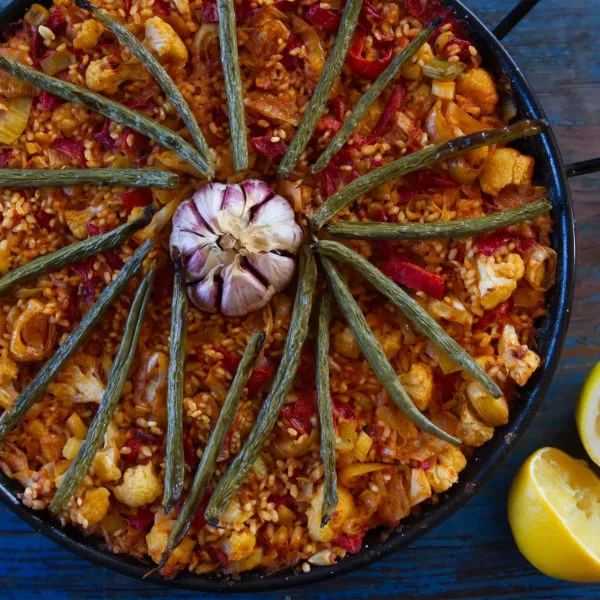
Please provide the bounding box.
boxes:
[333,399,356,421]
[247,356,276,392]
[475,228,534,256]
[71,258,98,304]
[44,8,67,36]
[346,33,393,79]
[94,118,116,151]
[331,96,346,122]
[127,508,154,530]
[304,4,341,33]
[280,393,315,435]
[379,259,445,300]
[120,188,153,213]
[126,97,157,111]
[251,136,288,159]
[0,149,11,168]
[333,532,365,554]
[357,81,406,146]
[314,116,342,138]
[474,299,513,331]
[122,429,162,462]
[281,32,303,69]
[35,210,52,229]
[51,138,86,166]
[191,487,213,530]
[319,149,359,197]
[86,222,109,237]
[39,91,63,112]
[153,0,171,15]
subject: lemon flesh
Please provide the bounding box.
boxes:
[508,447,600,582]
[576,361,600,467]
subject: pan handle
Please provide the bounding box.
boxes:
[564,159,600,179]
[493,0,541,40]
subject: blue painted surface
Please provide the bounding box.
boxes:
[1,0,600,598]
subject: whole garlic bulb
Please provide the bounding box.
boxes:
[170,180,303,317]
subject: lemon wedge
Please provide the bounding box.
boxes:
[576,361,600,466]
[507,447,600,582]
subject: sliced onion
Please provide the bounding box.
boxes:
[0,96,33,144]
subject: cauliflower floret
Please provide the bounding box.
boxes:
[399,363,433,411]
[479,148,534,195]
[76,487,111,526]
[498,324,540,386]
[64,206,101,239]
[48,354,105,403]
[409,468,432,506]
[73,19,105,51]
[146,517,195,566]
[428,296,473,326]
[92,422,122,482]
[476,253,524,310]
[465,380,509,426]
[426,446,467,493]
[144,17,188,64]
[457,400,494,447]
[307,485,355,542]
[113,462,163,507]
[223,530,256,562]
[85,57,146,95]
[456,67,498,114]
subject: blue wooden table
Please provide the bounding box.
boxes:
[2,0,599,597]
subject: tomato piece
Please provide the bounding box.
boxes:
[251,136,288,159]
[120,188,153,214]
[280,393,315,435]
[304,5,341,33]
[379,259,445,300]
[333,532,365,554]
[346,33,393,79]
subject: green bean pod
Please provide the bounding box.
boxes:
[311,119,547,230]
[163,251,188,511]
[316,291,338,526]
[0,56,212,177]
[49,266,155,513]
[277,0,363,179]
[205,247,317,525]
[320,255,461,446]
[0,205,154,297]
[312,18,442,174]
[160,330,266,567]
[315,240,502,398]
[0,239,153,443]
[326,200,552,240]
[0,169,178,189]
[217,0,248,172]
[75,0,214,176]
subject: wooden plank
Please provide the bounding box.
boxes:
[1,0,599,597]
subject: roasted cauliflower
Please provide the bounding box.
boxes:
[73,19,105,51]
[85,57,146,95]
[479,148,534,195]
[409,468,432,506]
[428,296,473,326]
[91,422,122,482]
[113,462,162,507]
[76,487,111,525]
[498,324,540,386]
[144,17,188,64]
[457,400,494,447]
[64,206,101,239]
[223,530,256,562]
[147,517,195,566]
[48,354,105,404]
[399,362,433,411]
[476,253,524,310]
[426,446,467,493]
[456,67,498,114]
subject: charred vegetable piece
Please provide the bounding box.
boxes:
[0,56,212,177]
[312,18,441,174]
[0,168,178,188]
[326,199,552,240]
[0,205,154,297]
[204,247,317,525]
[163,251,187,511]
[217,0,248,172]
[49,266,155,513]
[159,330,266,566]
[170,180,303,316]
[75,0,214,175]
[316,291,337,526]
[277,0,363,179]
[320,255,461,445]
[0,240,153,443]
[422,58,467,81]
[315,240,502,398]
[311,119,547,230]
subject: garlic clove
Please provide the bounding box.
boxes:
[192,182,227,233]
[221,183,246,218]
[251,194,296,227]
[247,252,296,291]
[241,179,273,211]
[220,255,271,317]
[241,221,303,255]
[188,267,220,313]
[186,242,234,281]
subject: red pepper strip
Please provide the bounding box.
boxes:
[475,228,534,256]
[267,494,296,508]
[333,532,366,554]
[191,487,213,530]
[120,188,154,214]
[280,393,315,435]
[94,118,115,150]
[39,91,63,111]
[201,0,257,23]
[251,136,288,159]
[126,98,157,111]
[127,508,154,530]
[86,223,109,237]
[51,139,86,166]
[44,8,67,36]
[281,32,303,69]
[474,299,513,331]
[71,259,97,304]
[207,546,228,567]
[379,259,445,300]
[35,210,52,229]
[331,96,346,122]
[314,116,342,138]
[346,33,393,79]
[217,348,276,392]
[0,149,11,168]
[319,149,359,197]
[304,5,341,33]
[356,81,406,146]
[333,400,356,421]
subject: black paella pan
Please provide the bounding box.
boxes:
[0,0,590,591]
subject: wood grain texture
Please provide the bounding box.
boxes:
[1,0,599,598]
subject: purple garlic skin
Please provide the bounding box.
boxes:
[170,180,303,317]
